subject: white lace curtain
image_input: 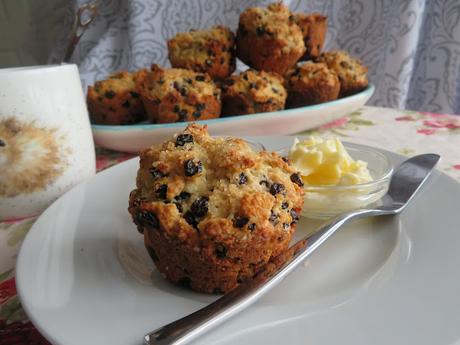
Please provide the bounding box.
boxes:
[62,0,460,115]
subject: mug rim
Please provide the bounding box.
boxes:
[0,63,77,75]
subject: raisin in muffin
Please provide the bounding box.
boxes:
[221,69,287,116]
[316,51,369,97]
[87,70,147,125]
[136,64,221,123]
[128,124,304,294]
[284,61,340,107]
[236,3,305,75]
[294,13,328,60]
[168,26,236,80]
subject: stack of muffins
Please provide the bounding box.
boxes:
[87,2,369,125]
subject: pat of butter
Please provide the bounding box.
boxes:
[289,137,373,186]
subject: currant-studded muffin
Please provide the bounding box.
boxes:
[294,12,328,60]
[284,61,340,107]
[128,124,304,294]
[87,70,147,125]
[316,51,369,97]
[221,69,287,116]
[168,26,236,80]
[136,64,221,123]
[236,3,306,75]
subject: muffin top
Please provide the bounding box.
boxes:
[167,26,235,78]
[223,69,287,105]
[90,70,146,98]
[168,26,234,52]
[238,3,305,54]
[131,124,304,244]
[285,61,339,90]
[316,51,368,89]
[137,64,220,102]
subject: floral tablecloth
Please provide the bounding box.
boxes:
[1,105,459,344]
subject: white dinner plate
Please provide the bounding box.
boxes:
[17,137,460,345]
[91,85,374,153]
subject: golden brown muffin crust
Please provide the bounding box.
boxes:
[284,61,340,107]
[87,70,147,125]
[316,51,369,97]
[221,69,287,116]
[128,124,304,293]
[168,26,236,80]
[136,64,221,123]
[236,2,306,75]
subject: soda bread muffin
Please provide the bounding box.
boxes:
[295,13,328,60]
[236,3,306,75]
[168,26,236,80]
[136,64,221,123]
[221,69,287,116]
[284,61,340,107]
[316,51,369,97]
[87,70,147,125]
[128,124,304,293]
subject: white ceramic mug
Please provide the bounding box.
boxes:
[0,64,95,220]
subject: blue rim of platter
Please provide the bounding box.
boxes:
[91,84,375,132]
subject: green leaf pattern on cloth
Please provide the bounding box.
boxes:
[0,269,13,283]
[0,219,36,289]
[0,295,27,324]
